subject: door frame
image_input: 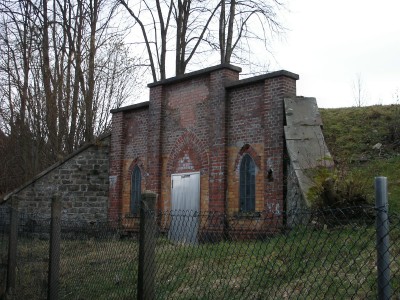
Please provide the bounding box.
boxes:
[169,171,201,244]
[170,171,201,208]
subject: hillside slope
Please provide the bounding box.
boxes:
[320,105,400,212]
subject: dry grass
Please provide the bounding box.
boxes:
[4,219,400,299]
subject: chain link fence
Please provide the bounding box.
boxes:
[0,203,10,296]
[147,206,399,299]
[0,202,399,299]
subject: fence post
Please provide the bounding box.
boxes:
[375,176,391,300]
[47,195,61,300]
[6,195,18,297]
[137,191,157,300]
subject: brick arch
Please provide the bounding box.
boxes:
[125,157,147,181]
[167,130,209,175]
[234,144,261,173]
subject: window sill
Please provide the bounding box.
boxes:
[234,211,261,219]
[125,213,140,219]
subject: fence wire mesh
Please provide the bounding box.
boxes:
[153,207,394,299]
[0,205,399,299]
[0,203,10,295]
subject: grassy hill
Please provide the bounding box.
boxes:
[320,104,400,213]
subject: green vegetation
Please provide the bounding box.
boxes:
[12,221,400,299]
[4,104,400,299]
[306,166,369,209]
[320,104,400,213]
[14,238,138,299]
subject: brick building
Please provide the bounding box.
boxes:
[3,63,331,236]
[109,64,300,232]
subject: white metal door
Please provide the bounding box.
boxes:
[169,172,200,244]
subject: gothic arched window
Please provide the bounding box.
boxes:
[131,166,141,215]
[239,154,255,212]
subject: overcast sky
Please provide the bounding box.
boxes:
[135,0,400,108]
[269,0,400,108]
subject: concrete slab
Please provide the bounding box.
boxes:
[294,169,315,206]
[284,125,325,141]
[284,96,334,207]
[286,138,333,170]
[284,97,322,126]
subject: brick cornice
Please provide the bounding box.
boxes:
[110,101,150,114]
[225,70,299,89]
[147,64,242,88]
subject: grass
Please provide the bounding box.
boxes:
[2,104,400,299]
[59,239,138,299]
[320,104,400,213]
[9,219,400,299]
[320,105,400,161]
[349,157,400,213]
[12,237,138,300]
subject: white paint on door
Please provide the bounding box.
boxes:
[169,172,200,244]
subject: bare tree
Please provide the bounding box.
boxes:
[0,0,141,194]
[352,73,367,107]
[173,0,220,75]
[119,0,219,80]
[218,0,284,64]
[119,0,285,81]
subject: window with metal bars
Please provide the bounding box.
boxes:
[239,154,255,212]
[131,166,141,215]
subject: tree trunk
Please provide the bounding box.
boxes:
[84,0,99,142]
[42,0,59,158]
[225,0,236,63]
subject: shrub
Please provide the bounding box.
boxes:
[387,104,400,148]
[307,166,369,210]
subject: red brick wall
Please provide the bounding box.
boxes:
[226,83,265,216]
[226,75,297,218]
[146,85,163,203]
[110,66,298,229]
[161,76,210,211]
[263,76,297,213]
[163,131,209,212]
[208,68,240,214]
[162,76,210,155]
[158,67,240,213]
[109,111,124,221]
[109,104,149,222]
[121,108,149,216]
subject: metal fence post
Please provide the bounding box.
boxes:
[137,192,157,300]
[48,195,61,300]
[375,176,391,300]
[6,195,18,297]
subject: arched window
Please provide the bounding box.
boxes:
[131,166,141,215]
[239,154,255,212]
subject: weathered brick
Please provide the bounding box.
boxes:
[9,64,299,231]
[110,65,298,232]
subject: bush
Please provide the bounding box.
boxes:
[307,166,369,210]
[387,104,400,148]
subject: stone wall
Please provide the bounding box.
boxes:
[2,135,110,224]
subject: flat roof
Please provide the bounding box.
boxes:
[110,101,150,114]
[147,63,242,88]
[225,70,299,89]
